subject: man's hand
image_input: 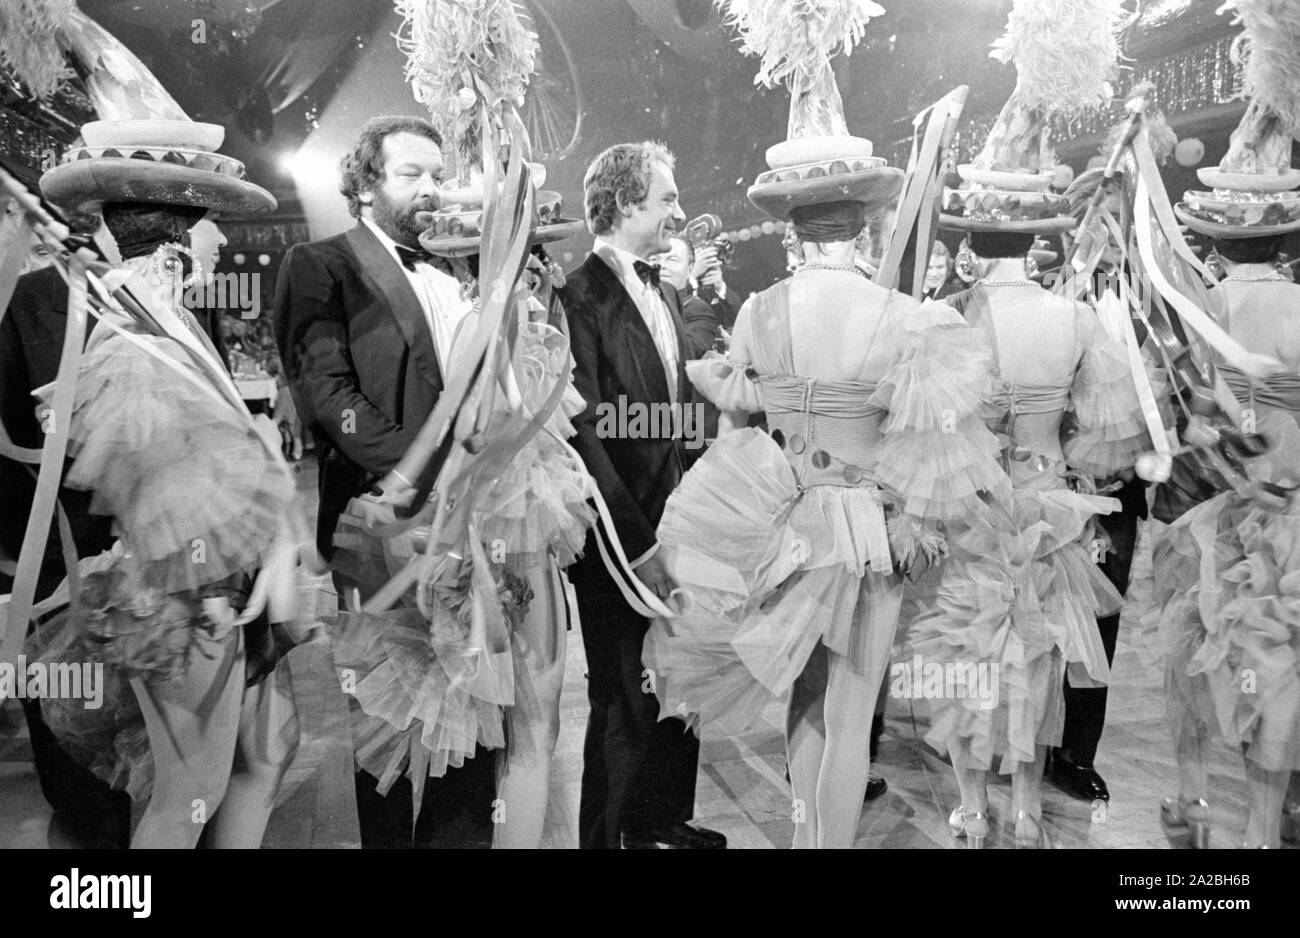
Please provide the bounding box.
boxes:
[691,245,720,283]
[701,265,726,294]
[635,550,677,601]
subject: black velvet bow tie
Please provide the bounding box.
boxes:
[396,244,436,272]
[633,259,661,288]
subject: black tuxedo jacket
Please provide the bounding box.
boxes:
[273,223,446,558]
[562,252,690,573]
[0,267,115,596]
[697,282,738,333]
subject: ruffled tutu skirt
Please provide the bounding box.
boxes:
[329,321,594,785]
[66,327,294,598]
[1145,492,1300,772]
[642,428,904,737]
[897,486,1120,772]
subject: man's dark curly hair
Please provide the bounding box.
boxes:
[339,115,442,218]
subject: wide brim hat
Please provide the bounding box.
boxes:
[1173,199,1300,239]
[420,189,583,258]
[1174,2,1300,239]
[939,166,1075,235]
[746,136,903,218]
[39,120,276,216]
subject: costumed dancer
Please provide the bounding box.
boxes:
[326,0,597,849]
[1142,0,1300,849]
[24,111,306,848]
[901,0,1153,848]
[642,0,1010,849]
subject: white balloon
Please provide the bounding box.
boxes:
[737,229,752,241]
[1174,137,1205,167]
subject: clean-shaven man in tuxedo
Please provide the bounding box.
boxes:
[274,115,492,848]
[563,142,725,849]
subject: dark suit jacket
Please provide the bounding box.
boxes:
[562,252,690,574]
[697,282,738,333]
[0,266,114,597]
[273,223,447,558]
[680,293,720,359]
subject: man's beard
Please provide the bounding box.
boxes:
[371,187,438,248]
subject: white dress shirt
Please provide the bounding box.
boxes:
[362,217,469,374]
[593,238,680,406]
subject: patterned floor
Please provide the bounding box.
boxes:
[0,458,1286,849]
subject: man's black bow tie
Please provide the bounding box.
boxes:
[633,259,661,288]
[396,244,438,272]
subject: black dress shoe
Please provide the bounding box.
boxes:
[622,822,727,849]
[864,773,887,802]
[1048,757,1110,802]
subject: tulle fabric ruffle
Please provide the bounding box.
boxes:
[1064,333,1151,477]
[65,328,295,595]
[473,321,595,567]
[868,321,1011,520]
[643,429,901,736]
[896,486,1119,772]
[1146,492,1300,772]
[331,607,511,788]
[685,354,764,414]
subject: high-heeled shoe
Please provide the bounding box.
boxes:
[1160,796,1211,849]
[947,806,989,849]
[1281,801,1300,844]
[1014,811,1051,849]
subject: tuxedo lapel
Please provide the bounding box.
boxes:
[586,254,670,404]
[657,282,689,405]
[345,223,443,392]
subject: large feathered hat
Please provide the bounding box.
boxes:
[36,9,274,216]
[1174,0,1300,239]
[719,0,904,219]
[940,0,1125,234]
[391,0,580,257]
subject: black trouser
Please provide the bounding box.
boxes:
[1059,493,1141,768]
[571,559,699,850]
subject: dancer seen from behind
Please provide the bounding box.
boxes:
[642,0,1010,847]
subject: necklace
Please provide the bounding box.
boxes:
[979,278,1038,288]
[798,262,871,281]
[1225,273,1288,283]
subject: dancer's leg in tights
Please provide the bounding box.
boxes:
[1174,720,1209,804]
[816,647,881,849]
[493,559,568,849]
[948,737,988,819]
[210,662,301,848]
[129,628,244,848]
[1243,750,1287,848]
[1011,746,1049,822]
[786,643,828,850]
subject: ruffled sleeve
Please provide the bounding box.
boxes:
[684,296,763,414]
[65,325,295,594]
[1063,307,1152,476]
[867,299,1011,521]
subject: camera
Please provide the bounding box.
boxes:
[682,213,736,269]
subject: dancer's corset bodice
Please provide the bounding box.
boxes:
[759,376,884,470]
[965,284,1111,486]
[1219,365,1300,422]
